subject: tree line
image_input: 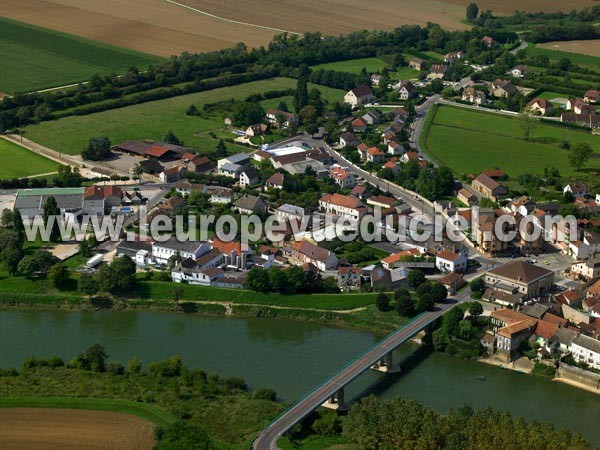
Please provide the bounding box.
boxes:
[0,23,517,132]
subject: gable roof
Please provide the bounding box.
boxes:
[382,248,420,265]
[240,165,259,179]
[527,98,551,109]
[349,85,373,98]
[266,172,284,186]
[573,334,600,354]
[367,146,385,156]
[146,145,169,158]
[233,194,264,211]
[439,271,464,285]
[320,193,363,209]
[436,249,462,262]
[84,185,122,200]
[293,240,334,263]
[430,64,447,74]
[473,173,501,191]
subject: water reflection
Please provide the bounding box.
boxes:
[244,316,322,344]
[0,310,598,445]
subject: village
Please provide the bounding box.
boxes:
[3,64,600,381]
[1,5,600,400]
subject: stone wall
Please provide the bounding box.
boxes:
[557,362,600,390]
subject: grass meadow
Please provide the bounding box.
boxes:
[0,139,62,179]
[23,78,344,155]
[423,105,600,178]
[311,57,419,80]
[311,57,389,74]
[0,397,175,427]
[525,44,600,69]
[0,17,162,94]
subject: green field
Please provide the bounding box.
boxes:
[423,105,600,177]
[0,139,62,179]
[538,91,569,101]
[0,397,175,427]
[422,51,444,61]
[135,280,379,310]
[389,66,420,80]
[0,17,162,94]
[525,44,600,69]
[23,78,344,155]
[311,57,389,74]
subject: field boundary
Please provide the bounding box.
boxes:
[0,397,176,427]
[419,103,443,166]
[164,0,303,36]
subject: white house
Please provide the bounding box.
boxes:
[290,240,339,272]
[275,204,307,222]
[567,232,600,260]
[435,250,468,273]
[462,86,486,105]
[563,182,589,197]
[152,237,211,265]
[397,81,416,100]
[510,65,527,78]
[571,334,600,370]
[319,193,365,221]
[172,260,225,286]
[207,186,234,204]
[344,85,373,107]
[330,166,357,189]
[239,166,259,188]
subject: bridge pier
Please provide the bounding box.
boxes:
[371,351,401,374]
[321,388,348,412]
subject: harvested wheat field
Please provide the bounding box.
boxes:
[3,0,597,56]
[0,408,156,450]
[538,39,600,57]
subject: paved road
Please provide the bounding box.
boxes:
[253,297,465,450]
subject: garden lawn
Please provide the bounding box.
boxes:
[389,67,420,80]
[538,91,569,101]
[0,139,62,179]
[311,57,389,74]
[0,17,161,94]
[422,105,600,178]
[23,78,344,155]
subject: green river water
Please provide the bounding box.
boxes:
[1,310,599,445]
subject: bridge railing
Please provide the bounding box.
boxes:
[250,311,431,447]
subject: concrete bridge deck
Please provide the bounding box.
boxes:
[252,300,457,450]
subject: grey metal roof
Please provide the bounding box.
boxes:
[277,204,305,216]
[220,162,241,172]
[224,153,250,164]
[153,236,205,254]
[15,191,84,217]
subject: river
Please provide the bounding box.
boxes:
[1,310,599,445]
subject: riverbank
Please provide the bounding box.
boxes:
[0,296,404,336]
[478,355,534,374]
[554,377,600,396]
[2,309,600,446]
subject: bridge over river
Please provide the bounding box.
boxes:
[253,299,460,450]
